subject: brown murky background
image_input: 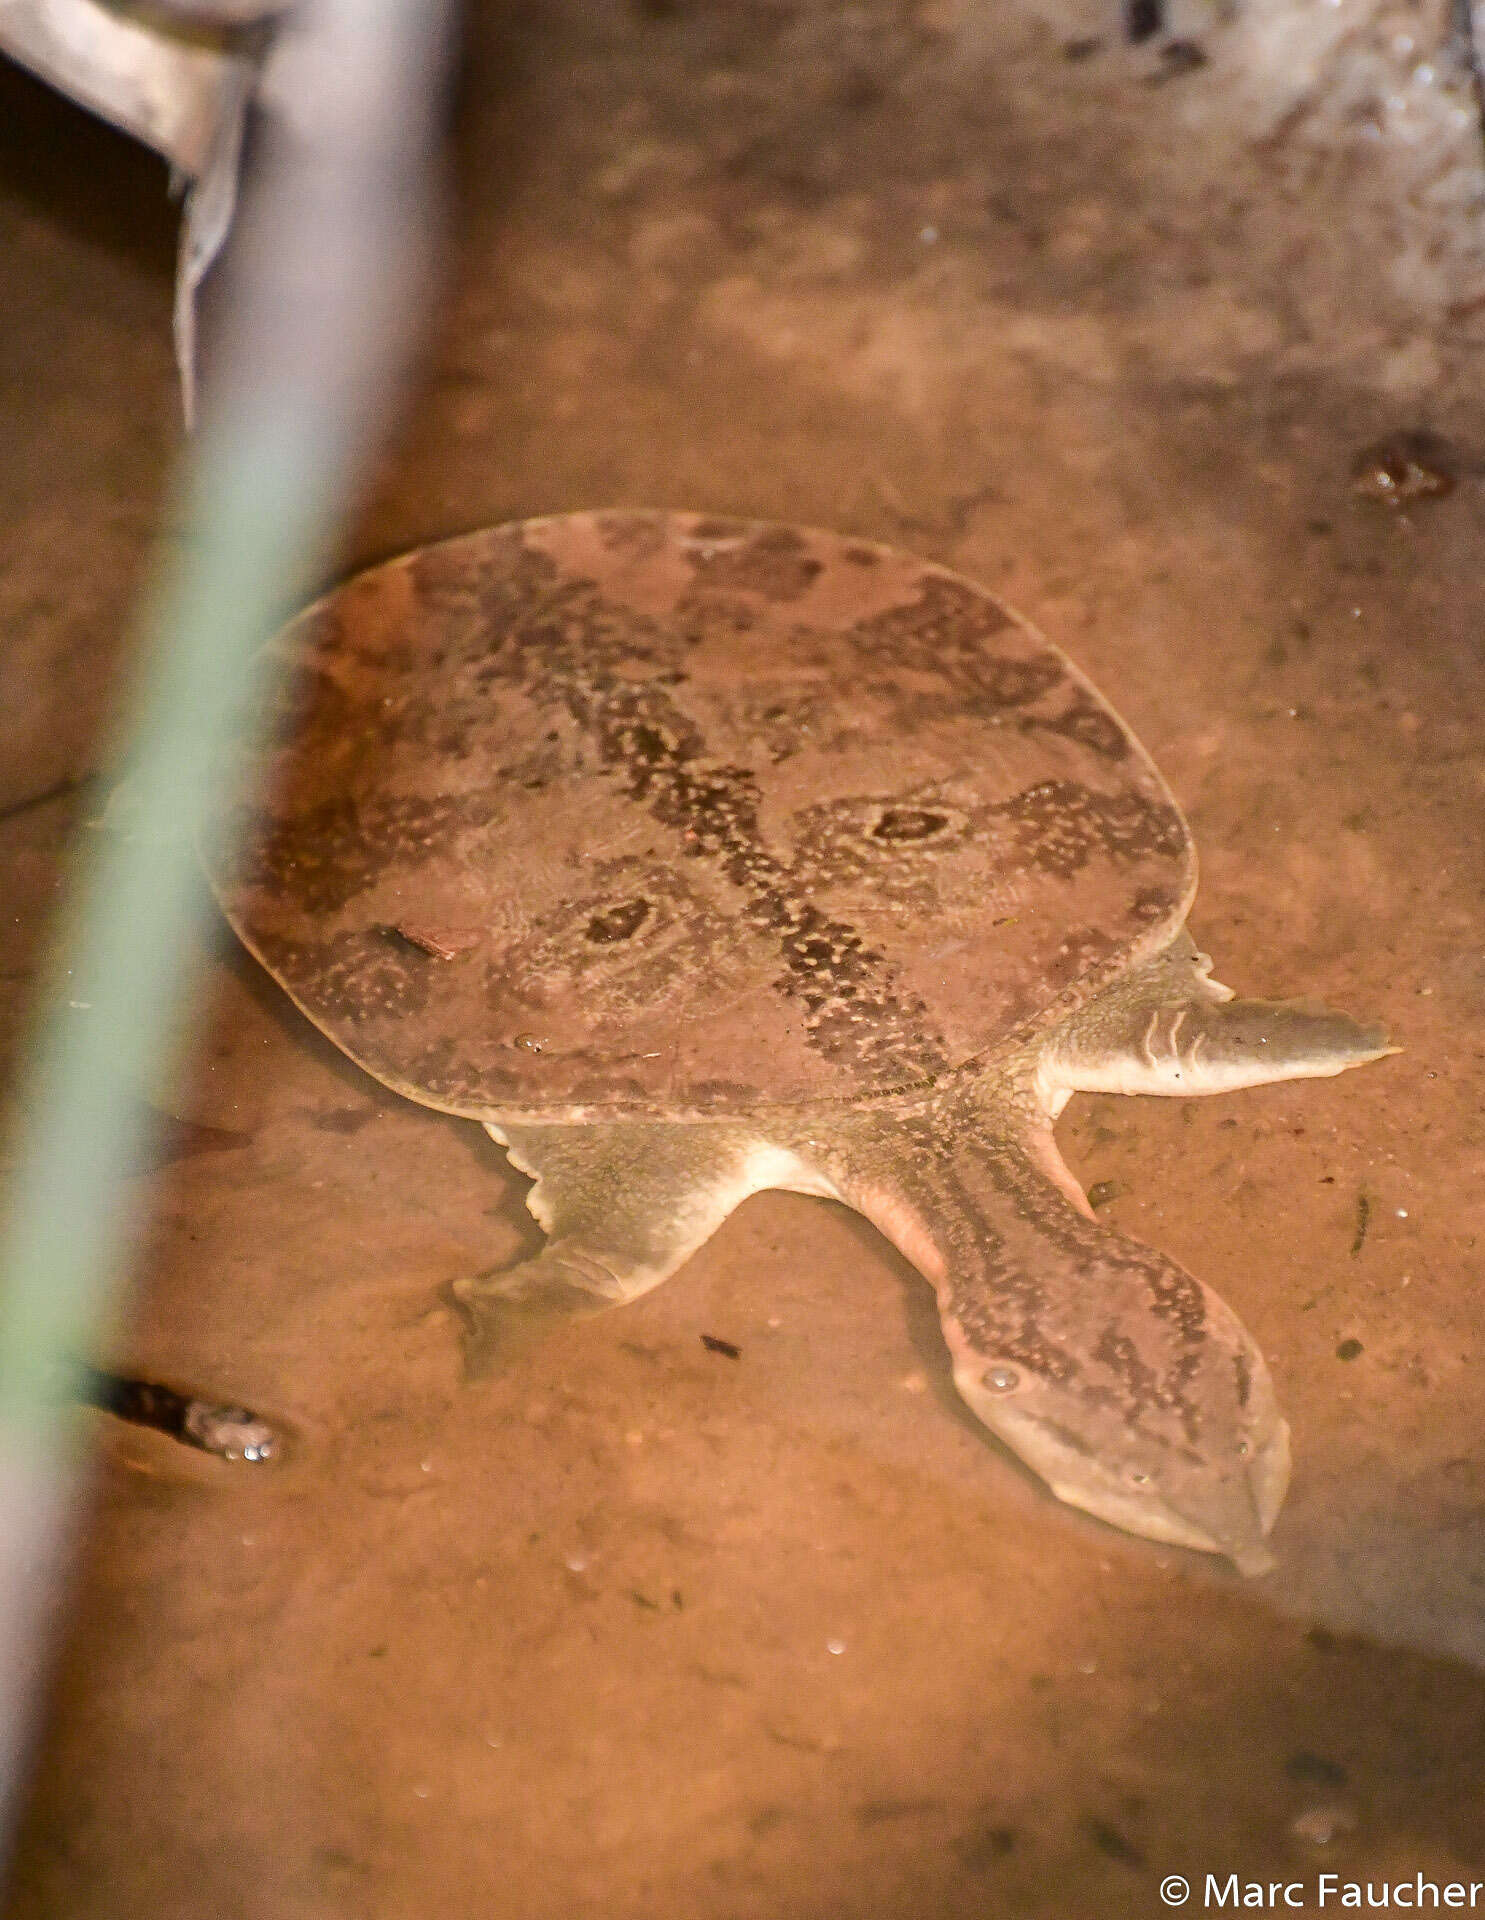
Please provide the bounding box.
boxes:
[2,2,1484,1913]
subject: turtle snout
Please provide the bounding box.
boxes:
[1246,1411,1292,1538]
[1165,1415,1292,1577]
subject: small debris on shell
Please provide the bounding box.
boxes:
[389,922,483,960]
[701,1333,742,1359]
[1350,432,1457,508]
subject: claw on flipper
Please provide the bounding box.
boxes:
[447,1264,617,1380]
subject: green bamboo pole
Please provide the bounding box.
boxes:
[0,0,453,1857]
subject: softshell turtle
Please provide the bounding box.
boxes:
[207,511,1391,1572]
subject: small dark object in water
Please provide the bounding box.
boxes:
[312,1104,376,1134]
[1125,0,1163,43]
[700,1334,741,1359]
[1351,432,1457,508]
[1350,1191,1370,1256]
[136,1105,252,1173]
[1336,1338,1364,1363]
[84,1370,278,1461]
[1149,39,1208,81]
[1086,1816,1146,1867]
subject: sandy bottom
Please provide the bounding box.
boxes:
[1,4,1484,1914]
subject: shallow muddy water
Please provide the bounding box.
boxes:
[2,4,1484,1913]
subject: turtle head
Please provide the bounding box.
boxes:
[945,1251,1291,1574]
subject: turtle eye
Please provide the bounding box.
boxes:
[981,1364,1021,1394]
[1128,1469,1150,1486]
[872,806,949,843]
[585,899,651,944]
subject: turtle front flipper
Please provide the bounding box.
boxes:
[1040,930,1395,1103]
[451,1120,827,1375]
[823,1103,1290,1573]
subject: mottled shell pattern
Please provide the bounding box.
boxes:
[207,512,1195,1121]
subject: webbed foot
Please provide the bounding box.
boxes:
[447,1252,622,1379]
[450,1117,775,1379]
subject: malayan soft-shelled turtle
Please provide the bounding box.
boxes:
[206,512,1391,1572]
